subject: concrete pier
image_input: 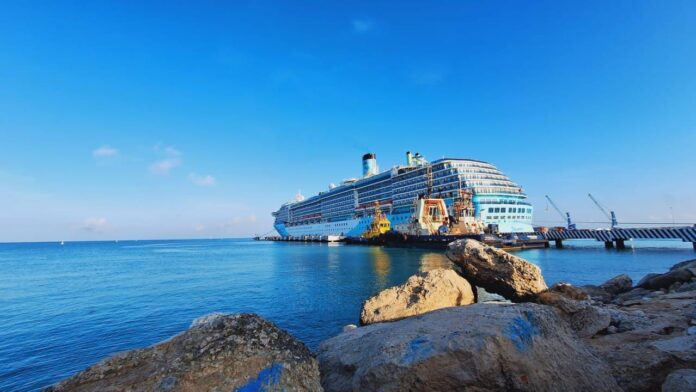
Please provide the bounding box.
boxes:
[554,239,563,248]
[539,225,696,251]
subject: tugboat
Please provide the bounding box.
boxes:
[362,202,391,239]
[381,194,487,248]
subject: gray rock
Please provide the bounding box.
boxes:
[600,274,633,295]
[662,369,696,392]
[360,268,474,325]
[446,239,547,302]
[614,287,653,305]
[648,269,695,290]
[605,308,651,333]
[676,281,696,293]
[669,259,696,271]
[536,289,611,338]
[46,313,322,392]
[636,273,661,288]
[570,306,612,338]
[477,286,508,303]
[688,326,696,335]
[317,303,620,392]
[580,284,614,303]
[587,290,696,391]
[636,260,696,291]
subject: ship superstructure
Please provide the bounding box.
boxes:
[272,152,533,237]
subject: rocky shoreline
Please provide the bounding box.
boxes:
[47,239,696,391]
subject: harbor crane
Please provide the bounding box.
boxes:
[545,195,577,230]
[588,193,618,229]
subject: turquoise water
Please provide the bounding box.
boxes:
[1,239,693,391]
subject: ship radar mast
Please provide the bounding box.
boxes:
[295,190,305,202]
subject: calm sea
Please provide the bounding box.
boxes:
[1,238,694,391]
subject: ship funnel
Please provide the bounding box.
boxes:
[362,153,379,178]
[406,151,413,166]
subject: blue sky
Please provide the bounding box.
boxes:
[1,1,695,242]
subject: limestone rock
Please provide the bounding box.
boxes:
[586,287,696,391]
[600,274,633,295]
[636,260,696,291]
[669,259,696,271]
[317,303,620,392]
[548,282,589,300]
[570,306,611,338]
[536,284,610,338]
[446,239,547,302]
[360,268,474,325]
[677,281,696,292]
[662,369,696,392]
[46,313,322,392]
[613,287,653,305]
[646,269,694,290]
[636,273,661,288]
[580,284,614,303]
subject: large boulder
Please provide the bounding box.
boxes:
[536,284,610,338]
[47,313,322,392]
[360,268,474,325]
[317,303,620,392]
[600,274,633,295]
[580,284,614,304]
[662,369,696,392]
[636,260,696,290]
[446,239,547,302]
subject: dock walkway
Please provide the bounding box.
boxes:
[539,225,696,249]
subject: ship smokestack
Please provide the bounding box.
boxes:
[406,151,413,166]
[362,153,379,178]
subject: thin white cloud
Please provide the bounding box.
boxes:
[81,217,107,232]
[189,173,217,187]
[164,146,181,156]
[93,146,118,157]
[352,19,375,33]
[149,158,181,175]
[194,224,205,232]
[153,144,182,156]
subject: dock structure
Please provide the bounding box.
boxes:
[259,235,345,243]
[540,225,696,250]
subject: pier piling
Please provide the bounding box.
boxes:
[554,239,563,248]
[615,239,626,249]
[604,241,614,249]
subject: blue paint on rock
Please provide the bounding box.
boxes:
[235,363,284,392]
[401,336,436,365]
[504,312,540,353]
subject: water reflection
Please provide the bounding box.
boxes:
[370,247,391,288]
[418,252,453,272]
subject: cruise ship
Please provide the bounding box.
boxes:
[272,152,533,237]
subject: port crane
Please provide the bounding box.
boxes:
[545,195,576,230]
[588,193,618,229]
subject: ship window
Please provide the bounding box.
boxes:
[494,208,500,213]
[501,208,506,213]
[488,208,493,213]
